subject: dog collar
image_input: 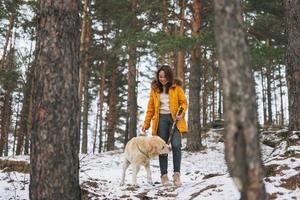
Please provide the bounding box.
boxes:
[137,144,150,159]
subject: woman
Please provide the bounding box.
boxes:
[142,64,188,187]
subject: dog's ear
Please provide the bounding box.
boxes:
[149,142,158,155]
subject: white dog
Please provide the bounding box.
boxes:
[120,136,171,186]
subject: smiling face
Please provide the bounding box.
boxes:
[158,70,168,85]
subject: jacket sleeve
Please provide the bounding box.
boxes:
[143,89,155,130]
[177,86,188,115]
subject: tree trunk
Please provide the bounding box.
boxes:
[16,66,33,155]
[106,64,118,151]
[0,10,16,69]
[93,99,100,154]
[127,46,138,141]
[202,56,208,127]
[285,0,300,131]
[30,1,81,199]
[0,89,12,156]
[79,0,90,100]
[273,80,278,125]
[98,61,106,153]
[211,63,216,122]
[218,70,223,119]
[161,0,173,64]
[175,0,185,83]
[266,41,273,126]
[278,67,285,126]
[186,0,202,151]
[260,69,267,126]
[80,0,91,154]
[13,92,21,155]
[127,0,138,142]
[213,0,266,199]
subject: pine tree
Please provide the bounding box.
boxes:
[214,0,266,199]
[30,1,81,199]
[285,0,300,131]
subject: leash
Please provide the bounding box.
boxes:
[137,144,150,159]
[167,106,184,145]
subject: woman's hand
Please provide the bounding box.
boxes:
[176,115,183,121]
[140,127,147,136]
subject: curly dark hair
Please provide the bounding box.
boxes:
[156,64,174,93]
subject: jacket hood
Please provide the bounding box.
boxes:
[151,78,183,90]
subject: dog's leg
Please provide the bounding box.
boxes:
[145,162,153,185]
[120,158,130,186]
[132,165,140,186]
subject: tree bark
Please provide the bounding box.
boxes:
[0,89,12,156]
[30,1,81,199]
[16,67,33,155]
[175,0,185,83]
[106,64,118,151]
[211,62,216,122]
[213,0,266,199]
[186,0,202,151]
[0,11,16,69]
[98,61,106,153]
[161,0,173,64]
[80,0,91,154]
[202,55,208,127]
[260,69,267,126]
[285,0,300,131]
[218,70,223,119]
[266,40,273,126]
[278,67,284,126]
[126,0,138,142]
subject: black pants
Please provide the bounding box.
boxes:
[157,114,182,176]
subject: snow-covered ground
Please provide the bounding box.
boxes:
[0,129,299,200]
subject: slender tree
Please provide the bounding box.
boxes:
[186,0,202,151]
[106,62,118,151]
[98,60,106,153]
[126,0,138,142]
[80,0,92,154]
[285,0,300,131]
[213,0,266,199]
[174,0,186,83]
[30,0,81,199]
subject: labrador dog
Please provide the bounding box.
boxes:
[120,136,171,186]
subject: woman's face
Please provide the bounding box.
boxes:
[159,70,168,85]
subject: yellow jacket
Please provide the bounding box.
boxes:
[143,79,188,135]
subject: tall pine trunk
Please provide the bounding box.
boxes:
[266,41,273,126]
[175,0,185,83]
[186,0,202,151]
[80,0,91,154]
[98,61,106,153]
[261,69,267,126]
[285,0,300,131]
[30,1,80,199]
[202,56,208,127]
[0,89,12,156]
[214,0,266,199]
[107,64,118,151]
[0,4,16,69]
[126,0,138,142]
[278,67,285,126]
[16,67,33,155]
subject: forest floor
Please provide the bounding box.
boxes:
[0,128,299,200]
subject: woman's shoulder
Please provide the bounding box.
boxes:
[151,79,159,90]
[172,78,183,88]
